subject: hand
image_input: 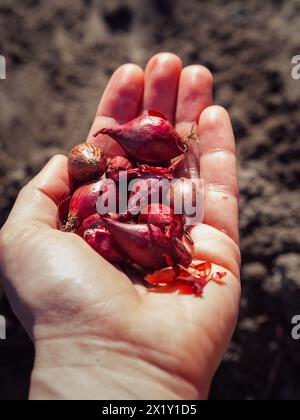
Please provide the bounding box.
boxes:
[0,53,240,400]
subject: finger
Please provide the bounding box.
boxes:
[176,65,213,124]
[175,66,213,180]
[189,224,241,280]
[87,64,144,156]
[96,63,144,122]
[87,116,126,157]
[199,106,239,244]
[3,155,70,229]
[143,53,182,123]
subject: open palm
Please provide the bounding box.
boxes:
[0,54,240,400]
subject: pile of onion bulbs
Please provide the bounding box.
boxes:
[60,110,226,295]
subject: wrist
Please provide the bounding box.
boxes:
[30,335,205,400]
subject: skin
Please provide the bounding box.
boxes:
[0,53,240,400]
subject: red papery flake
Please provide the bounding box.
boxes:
[146,261,226,297]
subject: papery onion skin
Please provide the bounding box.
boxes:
[109,164,174,184]
[106,156,133,178]
[171,237,193,267]
[139,204,184,239]
[68,143,108,182]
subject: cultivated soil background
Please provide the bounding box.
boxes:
[0,0,300,400]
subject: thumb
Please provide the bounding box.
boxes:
[2,155,70,230]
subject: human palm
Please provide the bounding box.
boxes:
[0,54,240,400]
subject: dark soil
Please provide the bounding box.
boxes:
[1,0,300,400]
